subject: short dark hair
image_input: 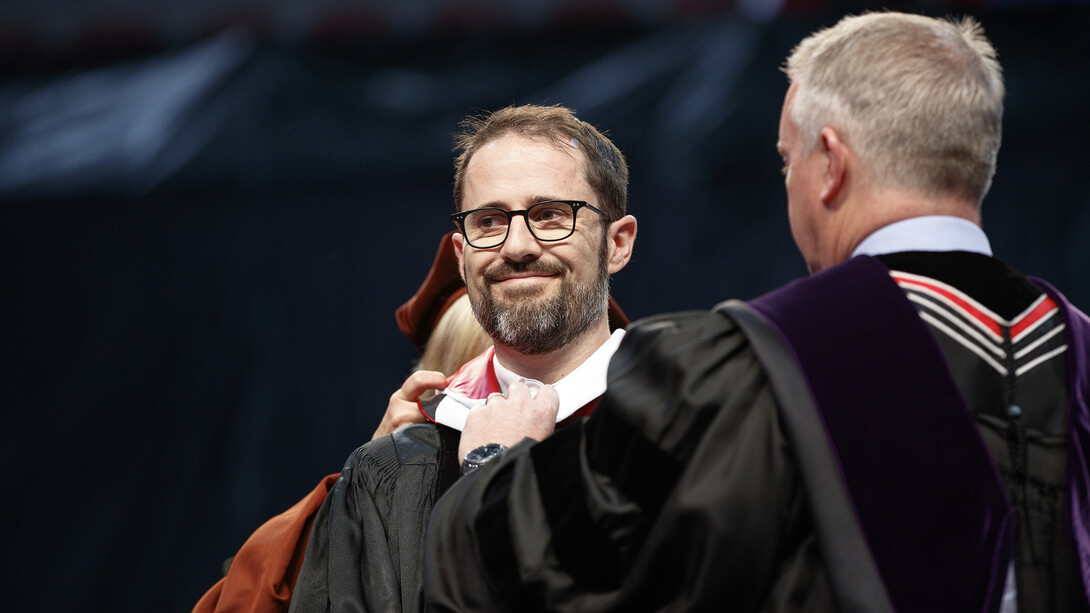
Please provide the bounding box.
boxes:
[452,104,628,221]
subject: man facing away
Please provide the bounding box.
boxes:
[425,13,1090,612]
[287,104,637,612]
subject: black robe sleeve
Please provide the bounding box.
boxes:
[290,424,445,613]
[425,311,835,612]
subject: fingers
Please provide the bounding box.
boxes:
[503,380,559,422]
[504,378,548,400]
[458,383,560,461]
[398,370,449,402]
[374,370,448,441]
[504,380,531,400]
[533,383,560,407]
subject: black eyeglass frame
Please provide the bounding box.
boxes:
[450,200,606,249]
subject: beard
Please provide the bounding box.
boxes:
[468,235,610,356]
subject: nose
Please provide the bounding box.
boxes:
[499,216,543,262]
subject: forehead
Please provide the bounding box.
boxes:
[462,133,593,209]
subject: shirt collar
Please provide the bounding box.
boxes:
[492,328,625,422]
[431,328,626,431]
[851,216,992,258]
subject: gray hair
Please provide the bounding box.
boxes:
[783,12,1004,205]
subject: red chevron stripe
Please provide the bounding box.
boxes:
[1011,297,1058,339]
[891,273,1002,336]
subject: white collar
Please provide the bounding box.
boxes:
[493,328,625,422]
[436,329,626,431]
[851,216,992,258]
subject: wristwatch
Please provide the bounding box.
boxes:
[460,443,508,476]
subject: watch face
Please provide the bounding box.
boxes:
[467,443,505,462]
[462,443,508,475]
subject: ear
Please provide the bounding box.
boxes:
[452,232,467,283]
[605,215,637,274]
[819,127,848,206]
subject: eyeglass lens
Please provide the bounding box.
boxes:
[463,201,577,247]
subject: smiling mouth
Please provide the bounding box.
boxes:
[494,273,554,283]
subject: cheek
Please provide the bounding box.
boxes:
[572,241,602,278]
[786,199,805,245]
[460,252,486,284]
[785,176,801,228]
[786,184,814,252]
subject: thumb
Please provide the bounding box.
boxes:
[536,384,560,414]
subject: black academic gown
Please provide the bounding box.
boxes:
[288,349,600,613]
[424,253,1090,612]
[289,423,462,613]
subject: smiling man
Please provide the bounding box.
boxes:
[286,104,636,613]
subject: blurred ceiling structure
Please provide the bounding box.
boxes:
[2,0,1078,67]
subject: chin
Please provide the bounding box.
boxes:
[495,283,550,302]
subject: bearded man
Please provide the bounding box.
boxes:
[286,104,637,613]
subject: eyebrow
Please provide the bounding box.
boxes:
[472,195,568,210]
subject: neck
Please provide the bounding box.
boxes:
[491,319,613,384]
[832,187,980,268]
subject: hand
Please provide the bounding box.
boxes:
[458,380,559,463]
[372,370,449,440]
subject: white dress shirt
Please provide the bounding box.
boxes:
[851,215,992,258]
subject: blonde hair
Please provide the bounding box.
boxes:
[783,12,1004,205]
[416,293,492,378]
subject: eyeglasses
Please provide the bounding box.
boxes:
[451,200,605,249]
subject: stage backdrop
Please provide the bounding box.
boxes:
[2,4,1087,610]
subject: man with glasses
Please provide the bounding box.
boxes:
[425,13,1090,612]
[286,104,636,613]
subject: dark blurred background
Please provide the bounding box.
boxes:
[1,0,1087,610]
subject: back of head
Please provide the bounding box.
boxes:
[784,12,1004,205]
[451,104,629,221]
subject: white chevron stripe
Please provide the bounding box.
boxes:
[1014,323,1066,360]
[1012,306,1060,344]
[897,281,1004,343]
[907,292,1005,358]
[892,271,1008,323]
[1015,344,1068,377]
[1011,293,1049,325]
[919,311,1008,376]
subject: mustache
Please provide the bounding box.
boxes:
[483,260,565,284]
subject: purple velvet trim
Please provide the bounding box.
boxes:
[1029,277,1090,606]
[749,256,1011,613]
